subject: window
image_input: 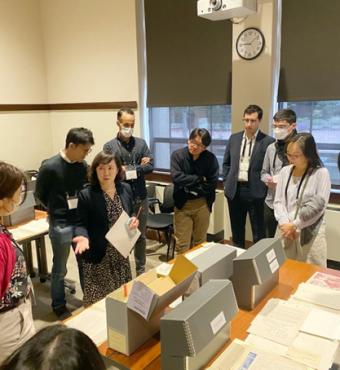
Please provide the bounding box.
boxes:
[279,101,340,187]
[149,105,231,173]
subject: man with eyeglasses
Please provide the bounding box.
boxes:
[261,109,298,237]
[35,127,94,319]
[223,105,274,248]
[171,128,219,253]
[103,108,153,275]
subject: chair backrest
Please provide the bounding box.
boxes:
[160,184,174,213]
[146,183,156,199]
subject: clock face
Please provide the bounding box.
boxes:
[236,28,265,60]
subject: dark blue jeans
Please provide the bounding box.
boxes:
[49,224,83,309]
[133,198,148,275]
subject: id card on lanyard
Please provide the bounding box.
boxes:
[66,193,78,210]
[125,165,138,180]
[118,140,138,180]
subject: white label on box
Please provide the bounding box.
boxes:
[270,258,279,273]
[266,249,276,263]
[210,311,226,335]
[127,281,155,320]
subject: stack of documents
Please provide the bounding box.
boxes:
[10,218,49,241]
[65,298,107,346]
[246,298,339,369]
[207,338,314,370]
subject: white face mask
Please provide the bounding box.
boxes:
[274,127,289,140]
[120,126,133,138]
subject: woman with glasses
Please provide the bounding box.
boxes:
[274,133,331,266]
[0,161,35,364]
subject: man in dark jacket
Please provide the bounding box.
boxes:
[223,105,274,248]
[103,108,153,275]
[171,128,219,253]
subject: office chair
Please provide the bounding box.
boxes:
[146,184,175,261]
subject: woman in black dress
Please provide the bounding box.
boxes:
[73,151,138,306]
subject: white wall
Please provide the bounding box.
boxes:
[40,0,141,155]
[0,0,47,103]
[40,0,139,105]
[0,0,52,170]
[0,0,141,170]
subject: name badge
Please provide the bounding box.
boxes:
[239,161,249,172]
[67,196,78,210]
[125,165,137,180]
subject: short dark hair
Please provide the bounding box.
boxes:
[189,128,212,147]
[65,127,95,149]
[0,161,26,201]
[89,151,124,186]
[286,133,323,169]
[243,105,263,120]
[0,325,105,370]
[273,109,297,124]
[117,108,135,120]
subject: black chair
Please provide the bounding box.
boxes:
[146,184,175,261]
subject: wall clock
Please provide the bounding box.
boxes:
[236,27,265,60]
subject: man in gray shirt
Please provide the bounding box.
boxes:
[261,109,297,237]
[103,108,153,275]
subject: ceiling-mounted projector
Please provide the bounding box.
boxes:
[197,0,257,21]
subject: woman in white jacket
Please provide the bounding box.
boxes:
[274,133,331,267]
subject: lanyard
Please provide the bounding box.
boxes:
[272,152,278,171]
[241,137,253,158]
[284,166,309,203]
[117,139,136,165]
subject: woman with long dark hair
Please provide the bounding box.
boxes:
[0,325,105,370]
[0,161,35,363]
[274,133,331,266]
[73,151,138,305]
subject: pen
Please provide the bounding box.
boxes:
[135,206,142,219]
[123,284,128,297]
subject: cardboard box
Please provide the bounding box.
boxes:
[106,255,197,355]
[1,191,35,226]
[232,237,286,310]
[160,279,239,370]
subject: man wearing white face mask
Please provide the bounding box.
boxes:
[261,109,297,237]
[103,108,153,275]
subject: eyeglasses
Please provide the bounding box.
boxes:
[242,118,258,124]
[188,140,205,149]
[286,153,303,160]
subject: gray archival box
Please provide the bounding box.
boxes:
[160,279,239,370]
[0,190,35,226]
[190,243,236,285]
[232,237,286,310]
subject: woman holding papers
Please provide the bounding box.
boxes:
[274,133,331,266]
[73,151,139,305]
[0,161,35,363]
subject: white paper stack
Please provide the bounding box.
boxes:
[207,338,314,370]
[65,298,107,346]
[246,298,339,369]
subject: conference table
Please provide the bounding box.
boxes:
[98,257,338,370]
